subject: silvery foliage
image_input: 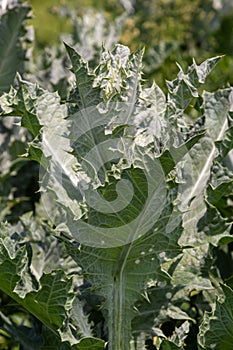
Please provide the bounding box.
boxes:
[1,42,233,349]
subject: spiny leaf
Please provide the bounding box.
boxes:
[166,56,222,114]
[199,285,233,350]
[65,44,100,108]
[0,220,101,347]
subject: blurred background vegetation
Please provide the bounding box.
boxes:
[26,0,233,91]
[28,0,104,46]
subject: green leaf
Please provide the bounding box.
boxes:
[148,84,232,316]
[160,131,205,175]
[189,56,223,85]
[16,78,44,137]
[0,3,32,94]
[40,326,73,350]
[160,340,184,350]
[199,285,233,350]
[65,44,100,108]
[0,222,37,298]
[0,223,72,333]
[64,202,182,350]
[177,86,233,210]
[206,181,233,221]
[0,220,100,347]
[0,78,43,137]
[203,88,232,141]
[215,126,233,160]
[132,283,192,338]
[166,56,222,114]
[76,337,105,350]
